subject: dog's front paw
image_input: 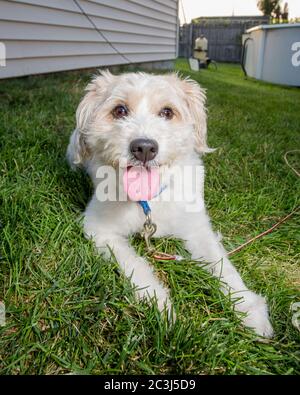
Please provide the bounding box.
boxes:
[235,292,274,339]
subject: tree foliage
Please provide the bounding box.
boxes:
[257,0,279,16]
[257,0,289,22]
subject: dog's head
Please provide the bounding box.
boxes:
[67,70,212,170]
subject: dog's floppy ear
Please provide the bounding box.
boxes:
[67,70,115,168]
[66,127,89,169]
[66,87,96,168]
[181,77,214,154]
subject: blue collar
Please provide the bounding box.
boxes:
[138,200,151,216]
[138,185,167,216]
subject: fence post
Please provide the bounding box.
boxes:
[179,17,270,62]
[188,23,193,58]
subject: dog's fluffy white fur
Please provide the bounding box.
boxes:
[67,70,273,338]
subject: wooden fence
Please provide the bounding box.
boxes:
[179,16,269,63]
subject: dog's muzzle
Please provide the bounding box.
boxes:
[130,138,158,164]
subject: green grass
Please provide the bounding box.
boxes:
[0,59,299,375]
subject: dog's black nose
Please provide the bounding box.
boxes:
[130,138,158,163]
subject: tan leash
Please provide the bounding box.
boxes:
[229,150,299,256]
[140,150,299,260]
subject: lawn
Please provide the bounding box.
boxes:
[0,59,299,375]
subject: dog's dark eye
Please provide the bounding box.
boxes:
[112,105,128,119]
[159,107,174,120]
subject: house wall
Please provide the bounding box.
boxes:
[0,0,179,78]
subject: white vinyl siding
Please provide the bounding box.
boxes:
[0,0,178,78]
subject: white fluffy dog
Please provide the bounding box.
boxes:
[67,70,273,338]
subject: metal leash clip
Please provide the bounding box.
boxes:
[141,212,157,253]
[138,202,183,261]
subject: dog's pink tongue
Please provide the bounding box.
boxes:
[123,166,160,201]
